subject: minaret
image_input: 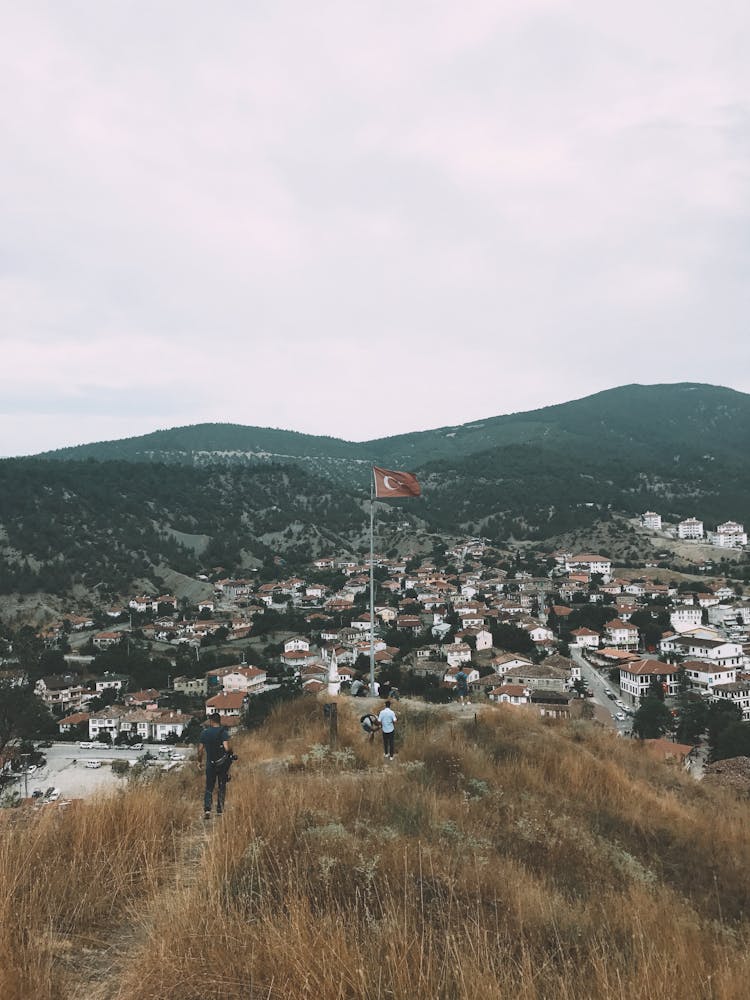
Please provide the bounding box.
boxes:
[327,647,341,697]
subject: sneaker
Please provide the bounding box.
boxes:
[384,753,388,758]
[203,811,211,820]
[389,756,394,760]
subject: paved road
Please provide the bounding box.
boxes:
[570,647,632,735]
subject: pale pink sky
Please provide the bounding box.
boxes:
[1,1,749,456]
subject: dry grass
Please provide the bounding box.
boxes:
[2,701,750,999]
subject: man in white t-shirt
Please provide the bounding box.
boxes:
[378,701,397,760]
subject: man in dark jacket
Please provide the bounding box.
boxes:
[196,711,232,819]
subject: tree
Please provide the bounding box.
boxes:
[706,701,743,753]
[632,697,673,740]
[0,681,56,756]
[675,699,708,744]
[711,721,750,762]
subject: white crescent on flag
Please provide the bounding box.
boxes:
[373,466,421,499]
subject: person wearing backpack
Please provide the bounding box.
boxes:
[196,711,233,819]
[360,712,380,743]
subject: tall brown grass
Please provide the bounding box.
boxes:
[2,701,750,999]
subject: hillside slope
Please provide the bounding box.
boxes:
[2,702,750,1000]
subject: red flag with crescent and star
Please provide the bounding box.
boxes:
[373,466,421,499]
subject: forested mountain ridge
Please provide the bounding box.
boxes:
[3,383,749,597]
[35,382,750,478]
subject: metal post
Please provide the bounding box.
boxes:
[369,475,376,697]
[21,754,30,800]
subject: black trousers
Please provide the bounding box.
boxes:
[204,762,228,813]
[382,730,395,756]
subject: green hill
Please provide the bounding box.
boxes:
[3,383,748,596]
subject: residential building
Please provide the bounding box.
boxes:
[570,627,600,649]
[35,674,87,712]
[604,618,639,650]
[712,681,750,721]
[708,521,747,548]
[619,659,681,704]
[669,606,703,633]
[681,659,737,692]
[641,512,662,531]
[677,518,704,540]
[659,635,744,669]
[173,675,208,697]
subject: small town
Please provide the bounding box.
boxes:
[3,508,748,804]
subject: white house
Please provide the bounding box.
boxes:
[669,606,703,633]
[219,666,267,693]
[619,659,681,705]
[474,628,493,652]
[284,636,311,654]
[604,618,639,650]
[708,521,747,548]
[444,665,480,687]
[677,518,704,540]
[565,554,612,578]
[659,635,744,669]
[489,684,530,705]
[445,643,472,667]
[570,627,600,649]
[681,659,737,692]
[490,653,534,676]
[641,512,662,531]
[712,681,750,721]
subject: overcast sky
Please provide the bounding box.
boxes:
[2,1,749,457]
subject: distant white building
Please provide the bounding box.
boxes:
[708,521,747,548]
[641,511,662,531]
[678,518,704,540]
[669,606,703,633]
[565,554,612,578]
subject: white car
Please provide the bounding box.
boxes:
[616,712,626,721]
[169,753,186,761]
[85,760,102,769]
[47,789,61,801]
[27,764,37,774]
[79,742,94,749]
[131,743,144,750]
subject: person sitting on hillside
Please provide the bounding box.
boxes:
[350,677,365,697]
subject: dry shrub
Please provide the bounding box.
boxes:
[5,702,750,999]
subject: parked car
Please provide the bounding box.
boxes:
[131,743,144,750]
[79,742,94,749]
[26,765,37,774]
[616,712,626,721]
[85,760,102,769]
[37,741,53,749]
[169,753,186,761]
[47,789,61,801]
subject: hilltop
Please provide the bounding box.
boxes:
[2,699,750,1000]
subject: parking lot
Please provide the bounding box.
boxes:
[11,742,192,802]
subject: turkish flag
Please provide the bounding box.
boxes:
[373,466,421,498]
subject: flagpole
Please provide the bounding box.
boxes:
[369,471,375,697]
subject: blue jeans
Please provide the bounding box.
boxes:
[204,762,227,813]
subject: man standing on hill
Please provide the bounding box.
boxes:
[197,711,232,819]
[378,700,397,760]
